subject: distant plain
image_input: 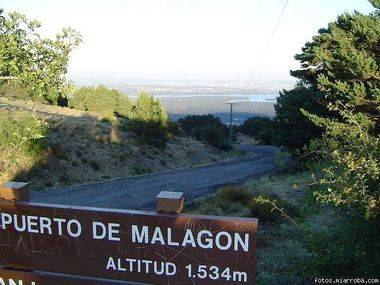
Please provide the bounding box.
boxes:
[74,80,286,124]
[152,94,277,124]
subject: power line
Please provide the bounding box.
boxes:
[243,0,290,93]
[233,0,262,83]
[227,0,290,130]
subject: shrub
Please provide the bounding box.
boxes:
[248,194,299,223]
[179,114,226,133]
[130,163,152,175]
[167,120,182,136]
[0,80,30,100]
[239,116,273,136]
[0,111,47,183]
[304,215,380,278]
[68,85,131,118]
[248,195,281,222]
[216,185,252,205]
[239,116,276,144]
[50,142,68,160]
[124,93,168,147]
[273,84,327,151]
[178,114,231,150]
[191,125,231,150]
[187,196,226,216]
[90,160,101,171]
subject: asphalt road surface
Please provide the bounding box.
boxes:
[32,145,278,210]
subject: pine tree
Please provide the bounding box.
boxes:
[127,93,168,147]
[294,2,380,219]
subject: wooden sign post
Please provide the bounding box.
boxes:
[0,182,258,284]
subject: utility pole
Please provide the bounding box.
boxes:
[226,99,254,145]
[226,101,237,146]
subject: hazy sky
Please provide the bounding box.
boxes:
[2,0,375,84]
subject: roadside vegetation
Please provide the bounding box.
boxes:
[187,170,380,284]
[0,98,224,190]
[192,1,380,283]
[178,114,232,150]
[0,10,81,105]
[68,85,132,118]
[240,0,380,220]
[1,2,379,283]
[0,111,47,183]
[0,9,234,151]
[0,9,242,189]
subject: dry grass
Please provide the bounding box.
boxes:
[186,171,338,284]
[0,98,225,191]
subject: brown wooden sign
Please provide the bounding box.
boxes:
[0,201,257,284]
[0,269,141,285]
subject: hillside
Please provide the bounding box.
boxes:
[0,98,228,191]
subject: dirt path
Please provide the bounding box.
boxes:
[32,145,278,210]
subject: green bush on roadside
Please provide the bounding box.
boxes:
[0,111,48,183]
[248,195,281,222]
[216,185,252,205]
[123,93,169,147]
[68,85,132,118]
[304,215,380,278]
[0,81,31,101]
[167,120,183,136]
[191,125,231,151]
[178,114,231,150]
[248,194,300,223]
[239,116,276,144]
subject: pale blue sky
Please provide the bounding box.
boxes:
[1,0,375,85]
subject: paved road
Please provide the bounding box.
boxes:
[32,145,278,210]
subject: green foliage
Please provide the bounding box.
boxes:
[239,116,276,144]
[0,111,47,182]
[187,168,379,281]
[68,85,132,118]
[304,215,380,278]
[178,114,231,150]
[179,114,225,133]
[274,4,380,152]
[191,125,230,150]
[130,163,153,175]
[248,194,299,223]
[167,120,183,136]
[125,93,168,147]
[307,111,380,219]
[274,150,292,171]
[370,0,380,9]
[0,80,29,100]
[277,4,380,278]
[70,90,170,146]
[296,5,380,219]
[292,12,380,119]
[0,10,81,104]
[271,3,380,219]
[216,185,252,205]
[273,84,328,150]
[187,185,252,216]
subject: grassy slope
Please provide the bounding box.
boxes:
[0,98,227,191]
[186,171,336,285]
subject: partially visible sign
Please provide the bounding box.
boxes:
[0,269,140,285]
[0,201,257,284]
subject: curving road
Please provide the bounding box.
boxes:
[32,145,277,210]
